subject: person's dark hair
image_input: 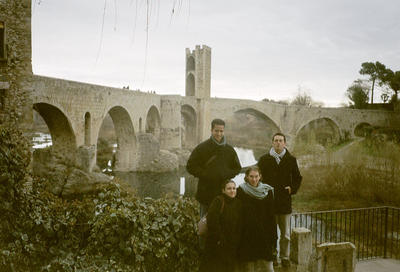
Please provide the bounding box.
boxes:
[211,118,225,129]
[221,179,235,190]
[244,166,261,182]
[272,132,286,143]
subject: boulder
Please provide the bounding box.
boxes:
[32,148,112,197]
[136,132,179,172]
[62,169,111,197]
[138,150,179,172]
[172,149,191,167]
[33,148,69,195]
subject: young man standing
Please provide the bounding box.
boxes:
[186,118,241,217]
[257,133,302,267]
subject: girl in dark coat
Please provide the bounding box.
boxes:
[237,166,277,272]
[200,180,243,272]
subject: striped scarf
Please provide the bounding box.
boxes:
[269,147,286,164]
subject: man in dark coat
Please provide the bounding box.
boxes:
[257,132,302,267]
[186,118,241,215]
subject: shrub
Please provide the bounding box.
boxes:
[1,177,201,271]
[301,139,400,208]
[0,124,30,202]
[87,183,200,271]
[0,125,201,271]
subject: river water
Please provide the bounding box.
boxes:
[32,134,261,198]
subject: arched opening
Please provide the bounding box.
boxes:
[181,104,197,148]
[145,106,161,140]
[296,118,341,147]
[354,123,372,137]
[84,112,91,146]
[186,73,195,96]
[187,56,195,71]
[96,113,115,172]
[225,108,281,149]
[32,103,76,158]
[139,117,142,132]
[32,108,51,148]
[96,106,136,172]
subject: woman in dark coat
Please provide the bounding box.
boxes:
[200,180,243,272]
[237,166,277,272]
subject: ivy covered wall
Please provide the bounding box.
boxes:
[0,0,32,130]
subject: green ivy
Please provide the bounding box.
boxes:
[0,126,201,271]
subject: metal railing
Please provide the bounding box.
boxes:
[291,206,400,261]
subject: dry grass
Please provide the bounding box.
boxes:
[293,139,400,212]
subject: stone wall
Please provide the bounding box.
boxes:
[275,228,357,272]
[0,0,33,130]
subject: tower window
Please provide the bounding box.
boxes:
[0,21,5,60]
[187,56,195,71]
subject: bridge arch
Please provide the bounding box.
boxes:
[296,117,341,146]
[96,105,137,171]
[354,122,372,137]
[181,104,197,148]
[145,105,161,140]
[224,108,281,148]
[33,102,76,156]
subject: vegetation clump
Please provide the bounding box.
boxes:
[0,126,200,272]
[294,133,400,212]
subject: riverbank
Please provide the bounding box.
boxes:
[293,140,400,212]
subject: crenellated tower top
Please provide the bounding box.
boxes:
[185,45,211,98]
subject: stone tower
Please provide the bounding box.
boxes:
[0,0,33,130]
[185,45,211,98]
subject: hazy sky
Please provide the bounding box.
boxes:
[31,0,400,106]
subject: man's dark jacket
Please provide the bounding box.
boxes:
[186,137,241,206]
[257,150,302,214]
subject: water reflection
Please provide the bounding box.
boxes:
[117,147,258,198]
[32,133,52,149]
[115,168,197,198]
[31,134,259,199]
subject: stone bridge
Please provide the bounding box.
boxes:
[2,1,396,172]
[32,73,399,172]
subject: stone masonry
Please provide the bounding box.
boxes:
[0,0,33,130]
[3,1,399,172]
[317,242,356,272]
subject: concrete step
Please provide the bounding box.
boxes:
[355,258,400,272]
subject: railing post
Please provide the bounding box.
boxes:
[384,206,388,258]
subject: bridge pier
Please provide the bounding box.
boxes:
[76,145,97,172]
[114,147,137,172]
[160,96,182,150]
[197,98,211,143]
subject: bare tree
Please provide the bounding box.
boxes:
[291,87,324,107]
